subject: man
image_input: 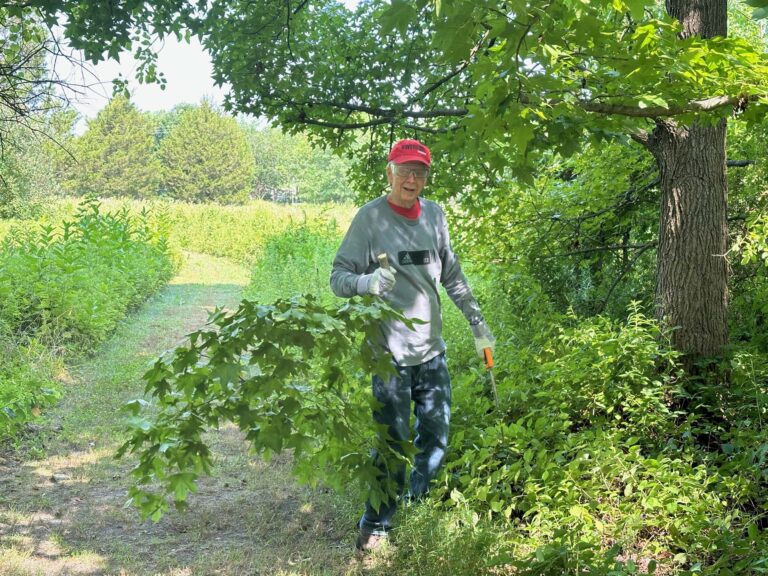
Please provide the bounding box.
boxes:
[330,138,495,552]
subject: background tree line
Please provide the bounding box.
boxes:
[1,95,356,217]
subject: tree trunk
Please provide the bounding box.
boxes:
[647,0,729,360]
[648,119,728,357]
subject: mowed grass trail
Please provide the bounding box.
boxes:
[0,251,369,576]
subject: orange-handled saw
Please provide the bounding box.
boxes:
[484,347,499,410]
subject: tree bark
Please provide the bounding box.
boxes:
[647,119,728,357]
[644,0,728,360]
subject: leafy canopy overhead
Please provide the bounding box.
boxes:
[24,0,768,192]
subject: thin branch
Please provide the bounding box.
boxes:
[414,30,488,103]
[727,159,756,167]
[544,242,657,258]
[292,0,309,15]
[299,116,393,130]
[595,243,656,313]
[310,100,467,118]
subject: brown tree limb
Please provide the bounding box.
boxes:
[580,94,756,118]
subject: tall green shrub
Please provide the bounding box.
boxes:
[66,95,160,198]
[159,101,253,204]
[0,198,175,352]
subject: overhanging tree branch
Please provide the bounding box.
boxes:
[580,94,756,118]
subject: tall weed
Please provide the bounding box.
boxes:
[245,217,345,304]
[0,197,176,354]
[0,327,60,439]
[166,200,354,264]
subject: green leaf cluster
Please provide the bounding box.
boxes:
[117,294,418,521]
[0,197,176,353]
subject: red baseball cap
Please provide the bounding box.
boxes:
[387,139,431,167]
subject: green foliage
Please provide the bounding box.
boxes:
[433,297,768,573]
[158,101,254,204]
[445,305,682,517]
[65,95,161,198]
[245,217,344,303]
[0,333,60,439]
[243,123,355,203]
[117,295,417,521]
[166,199,354,264]
[0,197,176,353]
[452,142,660,317]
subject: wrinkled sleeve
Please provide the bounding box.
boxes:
[437,207,484,325]
[330,211,371,298]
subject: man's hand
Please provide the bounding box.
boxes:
[471,321,496,358]
[357,267,397,296]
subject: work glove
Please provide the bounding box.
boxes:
[357,267,397,296]
[471,321,496,358]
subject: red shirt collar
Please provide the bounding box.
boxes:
[387,198,421,220]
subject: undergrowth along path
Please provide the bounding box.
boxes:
[0,251,365,576]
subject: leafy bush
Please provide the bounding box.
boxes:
[244,217,344,303]
[0,198,176,353]
[0,332,60,439]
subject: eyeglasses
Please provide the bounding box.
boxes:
[392,164,429,180]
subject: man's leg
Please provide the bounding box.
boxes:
[359,364,412,536]
[409,352,451,498]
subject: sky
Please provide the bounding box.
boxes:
[59,35,228,126]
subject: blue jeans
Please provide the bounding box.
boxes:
[359,352,451,535]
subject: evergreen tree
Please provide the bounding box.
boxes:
[67,95,160,198]
[158,101,253,204]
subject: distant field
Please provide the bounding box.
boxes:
[2,197,357,263]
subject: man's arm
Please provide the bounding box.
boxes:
[330,212,396,298]
[331,216,368,297]
[437,208,496,355]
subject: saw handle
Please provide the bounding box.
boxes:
[484,347,494,369]
[377,253,391,270]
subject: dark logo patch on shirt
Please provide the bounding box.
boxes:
[399,250,431,266]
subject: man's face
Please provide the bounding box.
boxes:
[386,162,429,208]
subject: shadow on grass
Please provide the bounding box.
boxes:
[0,424,364,576]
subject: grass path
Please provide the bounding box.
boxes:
[0,252,370,576]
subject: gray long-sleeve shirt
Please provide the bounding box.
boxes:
[330,196,483,366]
